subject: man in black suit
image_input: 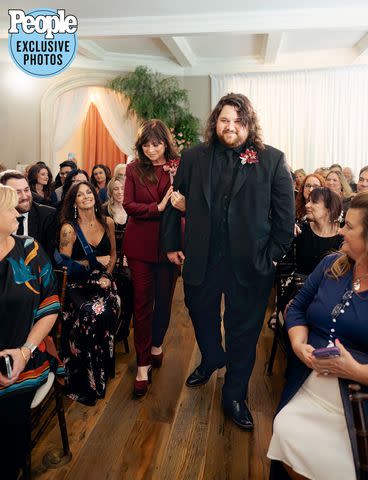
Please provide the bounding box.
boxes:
[162,93,294,429]
[0,170,57,260]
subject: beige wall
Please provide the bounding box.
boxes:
[0,66,210,171]
[183,76,211,136]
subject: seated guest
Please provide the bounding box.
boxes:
[294,169,306,194]
[58,181,119,406]
[268,191,368,480]
[295,187,342,276]
[104,175,133,350]
[27,163,53,205]
[357,165,368,193]
[51,160,77,205]
[314,167,330,180]
[329,163,343,173]
[0,184,60,479]
[0,170,57,260]
[91,164,111,203]
[326,170,353,214]
[295,173,325,222]
[113,163,127,177]
[342,166,357,193]
[59,168,89,206]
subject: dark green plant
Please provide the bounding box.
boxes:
[108,66,200,150]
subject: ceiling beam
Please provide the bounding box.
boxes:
[3,7,368,39]
[353,32,368,62]
[62,8,368,38]
[160,36,196,67]
[263,32,283,64]
[78,40,106,60]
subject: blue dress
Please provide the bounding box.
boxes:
[269,253,368,479]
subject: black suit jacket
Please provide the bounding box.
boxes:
[28,202,57,260]
[162,142,295,287]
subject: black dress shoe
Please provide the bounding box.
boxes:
[185,365,215,387]
[222,400,254,430]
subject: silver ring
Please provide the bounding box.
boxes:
[323,369,329,376]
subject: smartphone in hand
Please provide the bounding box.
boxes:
[0,355,13,378]
[312,346,341,359]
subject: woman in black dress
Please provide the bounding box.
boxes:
[58,181,119,406]
[295,187,343,276]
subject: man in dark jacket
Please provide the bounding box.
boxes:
[162,93,295,430]
[0,170,57,260]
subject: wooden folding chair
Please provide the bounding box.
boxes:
[23,267,72,479]
[349,384,368,480]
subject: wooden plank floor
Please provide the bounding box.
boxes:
[32,278,286,480]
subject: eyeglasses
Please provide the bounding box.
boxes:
[331,290,353,319]
[304,184,321,189]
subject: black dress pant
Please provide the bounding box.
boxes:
[0,388,36,479]
[184,256,274,402]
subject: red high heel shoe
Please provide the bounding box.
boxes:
[133,366,152,398]
[151,351,163,368]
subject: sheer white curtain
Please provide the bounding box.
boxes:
[211,66,368,176]
[89,87,140,159]
[52,86,139,173]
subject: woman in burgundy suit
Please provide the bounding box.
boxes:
[123,119,180,397]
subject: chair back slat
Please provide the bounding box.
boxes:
[350,384,368,478]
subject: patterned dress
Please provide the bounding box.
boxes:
[61,230,119,405]
[0,235,61,399]
[0,235,61,478]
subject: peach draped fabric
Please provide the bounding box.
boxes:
[83,102,127,174]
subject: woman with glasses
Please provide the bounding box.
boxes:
[268,192,368,480]
[295,173,325,221]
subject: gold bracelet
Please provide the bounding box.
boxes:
[20,347,30,363]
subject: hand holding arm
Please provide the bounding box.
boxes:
[170,191,186,212]
[158,186,174,212]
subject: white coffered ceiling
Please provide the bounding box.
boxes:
[1,0,368,75]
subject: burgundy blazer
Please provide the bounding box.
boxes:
[123,161,171,263]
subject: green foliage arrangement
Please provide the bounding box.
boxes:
[108,66,200,152]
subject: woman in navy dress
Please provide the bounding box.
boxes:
[268,191,368,480]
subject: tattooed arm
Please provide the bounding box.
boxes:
[59,223,77,257]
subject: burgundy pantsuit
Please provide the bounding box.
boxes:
[123,161,179,366]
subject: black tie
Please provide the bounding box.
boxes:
[17,216,25,235]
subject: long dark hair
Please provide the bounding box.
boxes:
[60,181,107,231]
[91,164,111,190]
[27,163,53,200]
[204,93,265,151]
[61,169,90,201]
[135,119,178,184]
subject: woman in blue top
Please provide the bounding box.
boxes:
[268,191,368,480]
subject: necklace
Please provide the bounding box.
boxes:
[353,263,368,291]
[353,273,368,291]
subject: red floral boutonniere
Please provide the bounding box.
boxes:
[163,158,180,184]
[239,147,259,165]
